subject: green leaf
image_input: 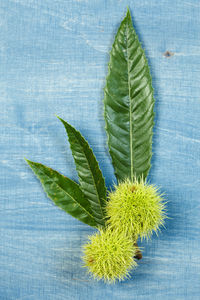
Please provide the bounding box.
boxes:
[104,8,154,182]
[26,159,97,227]
[58,117,107,227]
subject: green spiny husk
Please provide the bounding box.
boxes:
[106,178,166,240]
[82,227,137,283]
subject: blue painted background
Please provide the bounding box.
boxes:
[0,1,200,299]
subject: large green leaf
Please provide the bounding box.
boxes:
[58,117,107,227]
[104,9,154,182]
[26,159,97,227]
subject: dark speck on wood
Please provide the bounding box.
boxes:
[163,50,174,58]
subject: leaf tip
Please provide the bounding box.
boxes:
[24,157,30,164]
[55,114,62,121]
[56,115,69,128]
[126,6,131,20]
[25,158,35,169]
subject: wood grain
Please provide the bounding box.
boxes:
[0,0,200,299]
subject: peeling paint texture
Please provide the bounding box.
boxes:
[0,1,200,299]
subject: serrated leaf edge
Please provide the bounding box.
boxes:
[104,8,155,182]
[57,117,107,225]
[25,159,97,226]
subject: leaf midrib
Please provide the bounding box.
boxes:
[38,167,95,221]
[73,130,105,219]
[126,21,134,182]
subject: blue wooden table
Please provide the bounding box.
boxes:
[0,1,200,299]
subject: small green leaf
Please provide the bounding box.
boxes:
[26,159,97,227]
[104,8,154,182]
[58,117,107,227]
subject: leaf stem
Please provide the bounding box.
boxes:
[134,242,142,260]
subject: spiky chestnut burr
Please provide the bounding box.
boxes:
[106,179,166,240]
[82,227,137,283]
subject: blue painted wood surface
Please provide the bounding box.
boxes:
[0,1,200,299]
